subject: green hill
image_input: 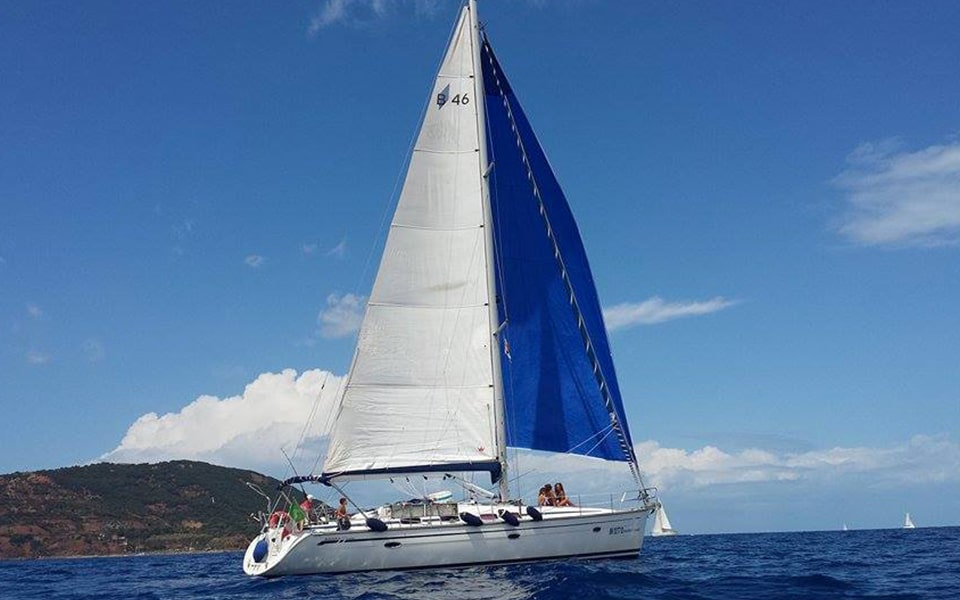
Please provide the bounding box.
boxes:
[0,460,292,559]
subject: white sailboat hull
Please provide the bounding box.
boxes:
[243,505,651,576]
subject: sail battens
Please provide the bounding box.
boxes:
[346,382,492,390]
[366,301,488,309]
[388,222,483,232]
[412,148,479,155]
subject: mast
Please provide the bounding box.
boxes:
[468,0,509,502]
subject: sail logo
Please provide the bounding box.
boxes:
[437,84,469,109]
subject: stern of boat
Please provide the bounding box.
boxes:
[242,525,310,577]
[242,532,270,576]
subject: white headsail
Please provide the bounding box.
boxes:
[322,5,500,481]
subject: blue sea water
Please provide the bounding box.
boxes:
[1,527,957,600]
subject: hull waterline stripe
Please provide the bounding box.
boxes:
[261,548,640,577]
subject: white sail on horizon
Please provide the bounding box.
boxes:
[651,503,678,536]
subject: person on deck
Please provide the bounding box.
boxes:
[543,483,557,506]
[299,494,314,525]
[335,497,351,531]
[554,482,573,507]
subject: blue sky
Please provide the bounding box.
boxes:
[2,0,958,533]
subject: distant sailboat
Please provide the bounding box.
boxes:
[842,523,849,532]
[903,513,916,529]
[651,502,678,537]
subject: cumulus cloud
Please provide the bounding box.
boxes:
[633,435,960,491]
[102,369,343,474]
[245,254,266,268]
[99,363,960,529]
[317,293,366,338]
[500,434,960,506]
[603,296,737,330]
[833,138,960,247]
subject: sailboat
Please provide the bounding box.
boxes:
[903,513,916,529]
[650,502,678,537]
[242,0,657,577]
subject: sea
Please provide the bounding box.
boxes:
[1,527,957,600]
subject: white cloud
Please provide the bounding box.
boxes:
[632,435,960,492]
[301,240,345,257]
[82,338,105,362]
[99,363,960,530]
[308,0,440,35]
[244,254,266,268]
[26,350,49,364]
[102,369,343,474]
[26,304,43,319]
[498,434,960,508]
[308,0,352,34]
[173,218,195,239]
[603,296,737,330]
[412,0,442,17]
[833,138,960,247]
[325,238,347,259]
[317,293,365,338]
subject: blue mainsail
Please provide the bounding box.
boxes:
[481,38,637,466]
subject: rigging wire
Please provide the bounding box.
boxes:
[310,375,346,475]
[291,371,330,466]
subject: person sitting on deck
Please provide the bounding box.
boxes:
[554,482,573,507]
[543,483,558,506]
[537,485,548,506]
[335,497,351,531]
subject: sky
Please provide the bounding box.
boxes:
[2,0,959,534]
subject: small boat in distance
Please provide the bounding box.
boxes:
[904,513,916,529]
[651,502,679,537]
[842,523,849,532]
